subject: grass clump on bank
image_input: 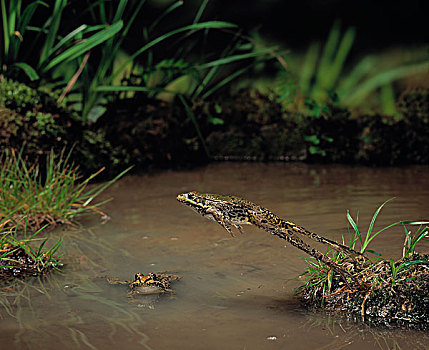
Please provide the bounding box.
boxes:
[0,149,129,232]
[0,149,130,281]
[0,223,62,280]
[295,200,429,329]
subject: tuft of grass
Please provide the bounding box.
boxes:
[0,222,63,279]
[0,0,122,81]
[276,21,429,113]
[402,224,428,259]
[296,200,429,327]
[346,198,428,254]
[0,149,131,232]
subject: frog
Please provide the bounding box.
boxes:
[177,191,367,281]
[107,272,181,302]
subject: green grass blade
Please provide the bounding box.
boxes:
[110,21,237,83]
[201,65,251,99]
[196,48,272,69]
[119,1,146,39]
[149,0,181,32]
[316,21,341,87]
[325,26,355,90]
[178,94,210,157]
[1,0,10,57]
[193,0,209,24]
[36,238,48,256]
[364,221,408,249]
[342,61,429,106]
[397,260,429,273]
[299,42,319,95]
[42,20,123,72]
[19,1,47,34]
[49,24,88,55]
[78,166,132,207]
[112,0,128,23]
[404,221,429,225]
[346,210,362,245]
[337,55,375,98]
[11,62,39,80]
[39,0,67,63]
[95,85,171,94]
[363,198,395,249]
[46,237,63,256]
[8,1,17,35]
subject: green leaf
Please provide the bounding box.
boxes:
[214,104,222,114]
[110,21,237,83]
[399,260,429,269]
[208,117,224,125]
[178,94,210,157]
[12,62,39,80]
[1,0,10,56]
[200,64,252,100]
[308,146,325,156]
[196,49,273,69]
[40,0,67,63]
[149,0,181,32]
[342,61,429,106]
[304,135,320,145]
[42,21,123,72]
[363,198,396,249]
[87,105,107,123]
[365,249,382,256]
[347,210,362,245]
[49,24,88,56]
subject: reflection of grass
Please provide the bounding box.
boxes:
[0,147,129,282]
[0,228,151,349]
[0,149,130,232]
[296,200,429,328]
[303,314,411,350]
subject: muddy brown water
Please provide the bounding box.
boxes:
[1,163,428,350]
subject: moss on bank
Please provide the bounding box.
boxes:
[297,253,429,330]
[1,79,428,178]
[0,79,84,157]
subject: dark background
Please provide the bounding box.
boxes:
[54,0,428,62]
[190,0,428,49]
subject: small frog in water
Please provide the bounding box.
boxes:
[108,272,180,301]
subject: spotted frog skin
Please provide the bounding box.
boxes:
[108,272,180,296]
[177,191,366,278]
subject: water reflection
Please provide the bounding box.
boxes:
[0,163,428,349]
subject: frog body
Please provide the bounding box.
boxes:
[177,191,366,280]
[108,272,180,301]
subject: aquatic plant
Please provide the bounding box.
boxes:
[0,148,130,232]
[55,0,242,122]
[0,0,122,81]
[0,222,63,280]
[93,1,274,154]
[276,21,429,113]
[1,0,252,123]
[296,200,429,328]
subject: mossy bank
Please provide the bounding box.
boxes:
[1,79,428,178]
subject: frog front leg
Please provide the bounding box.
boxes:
[232,223,243,234]
[204,207,235,237]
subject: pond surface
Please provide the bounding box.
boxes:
[1,163,428,350]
